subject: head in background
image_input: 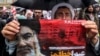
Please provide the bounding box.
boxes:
[85,3,96,14]
[33,10,43,19]
[51,3,75,20]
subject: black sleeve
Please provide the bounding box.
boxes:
[0,21,6,56]
[0,18,13,56]
[86,36,100,56]
[93,37,100,55]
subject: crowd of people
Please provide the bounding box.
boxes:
[0,1,100,56]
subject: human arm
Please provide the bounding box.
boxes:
[1,20,20,55]
[82,21,100,55]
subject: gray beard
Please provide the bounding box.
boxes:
[17,49,35,56]
[25,50,35,56]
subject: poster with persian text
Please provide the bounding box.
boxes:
[17,19,86,56]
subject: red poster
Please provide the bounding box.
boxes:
[17,19,86,56]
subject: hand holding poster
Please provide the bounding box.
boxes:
[17,19,86,56]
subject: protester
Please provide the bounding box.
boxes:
[51,3,100,56]
[16,9,27,19]
[33,10,43,19]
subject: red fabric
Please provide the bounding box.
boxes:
[38,20,86,55]
[11,6,16,15]
[39,20,86,46]
[2,6,7,12]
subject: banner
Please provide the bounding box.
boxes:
[17,19,86,56]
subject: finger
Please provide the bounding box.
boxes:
[6,21,20,30]
[87,29,98,38]
[12,20,20,26]
[2,30,16,36]
[84,24,98,29]
[4,26,19,33]
[90,29,98,34]
[82,21,96,26]
[7,20,20,26]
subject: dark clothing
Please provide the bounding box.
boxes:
[86,38,100,56]
[0,20,6,56]
[2,47,16,56]
[1,14,9,20]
